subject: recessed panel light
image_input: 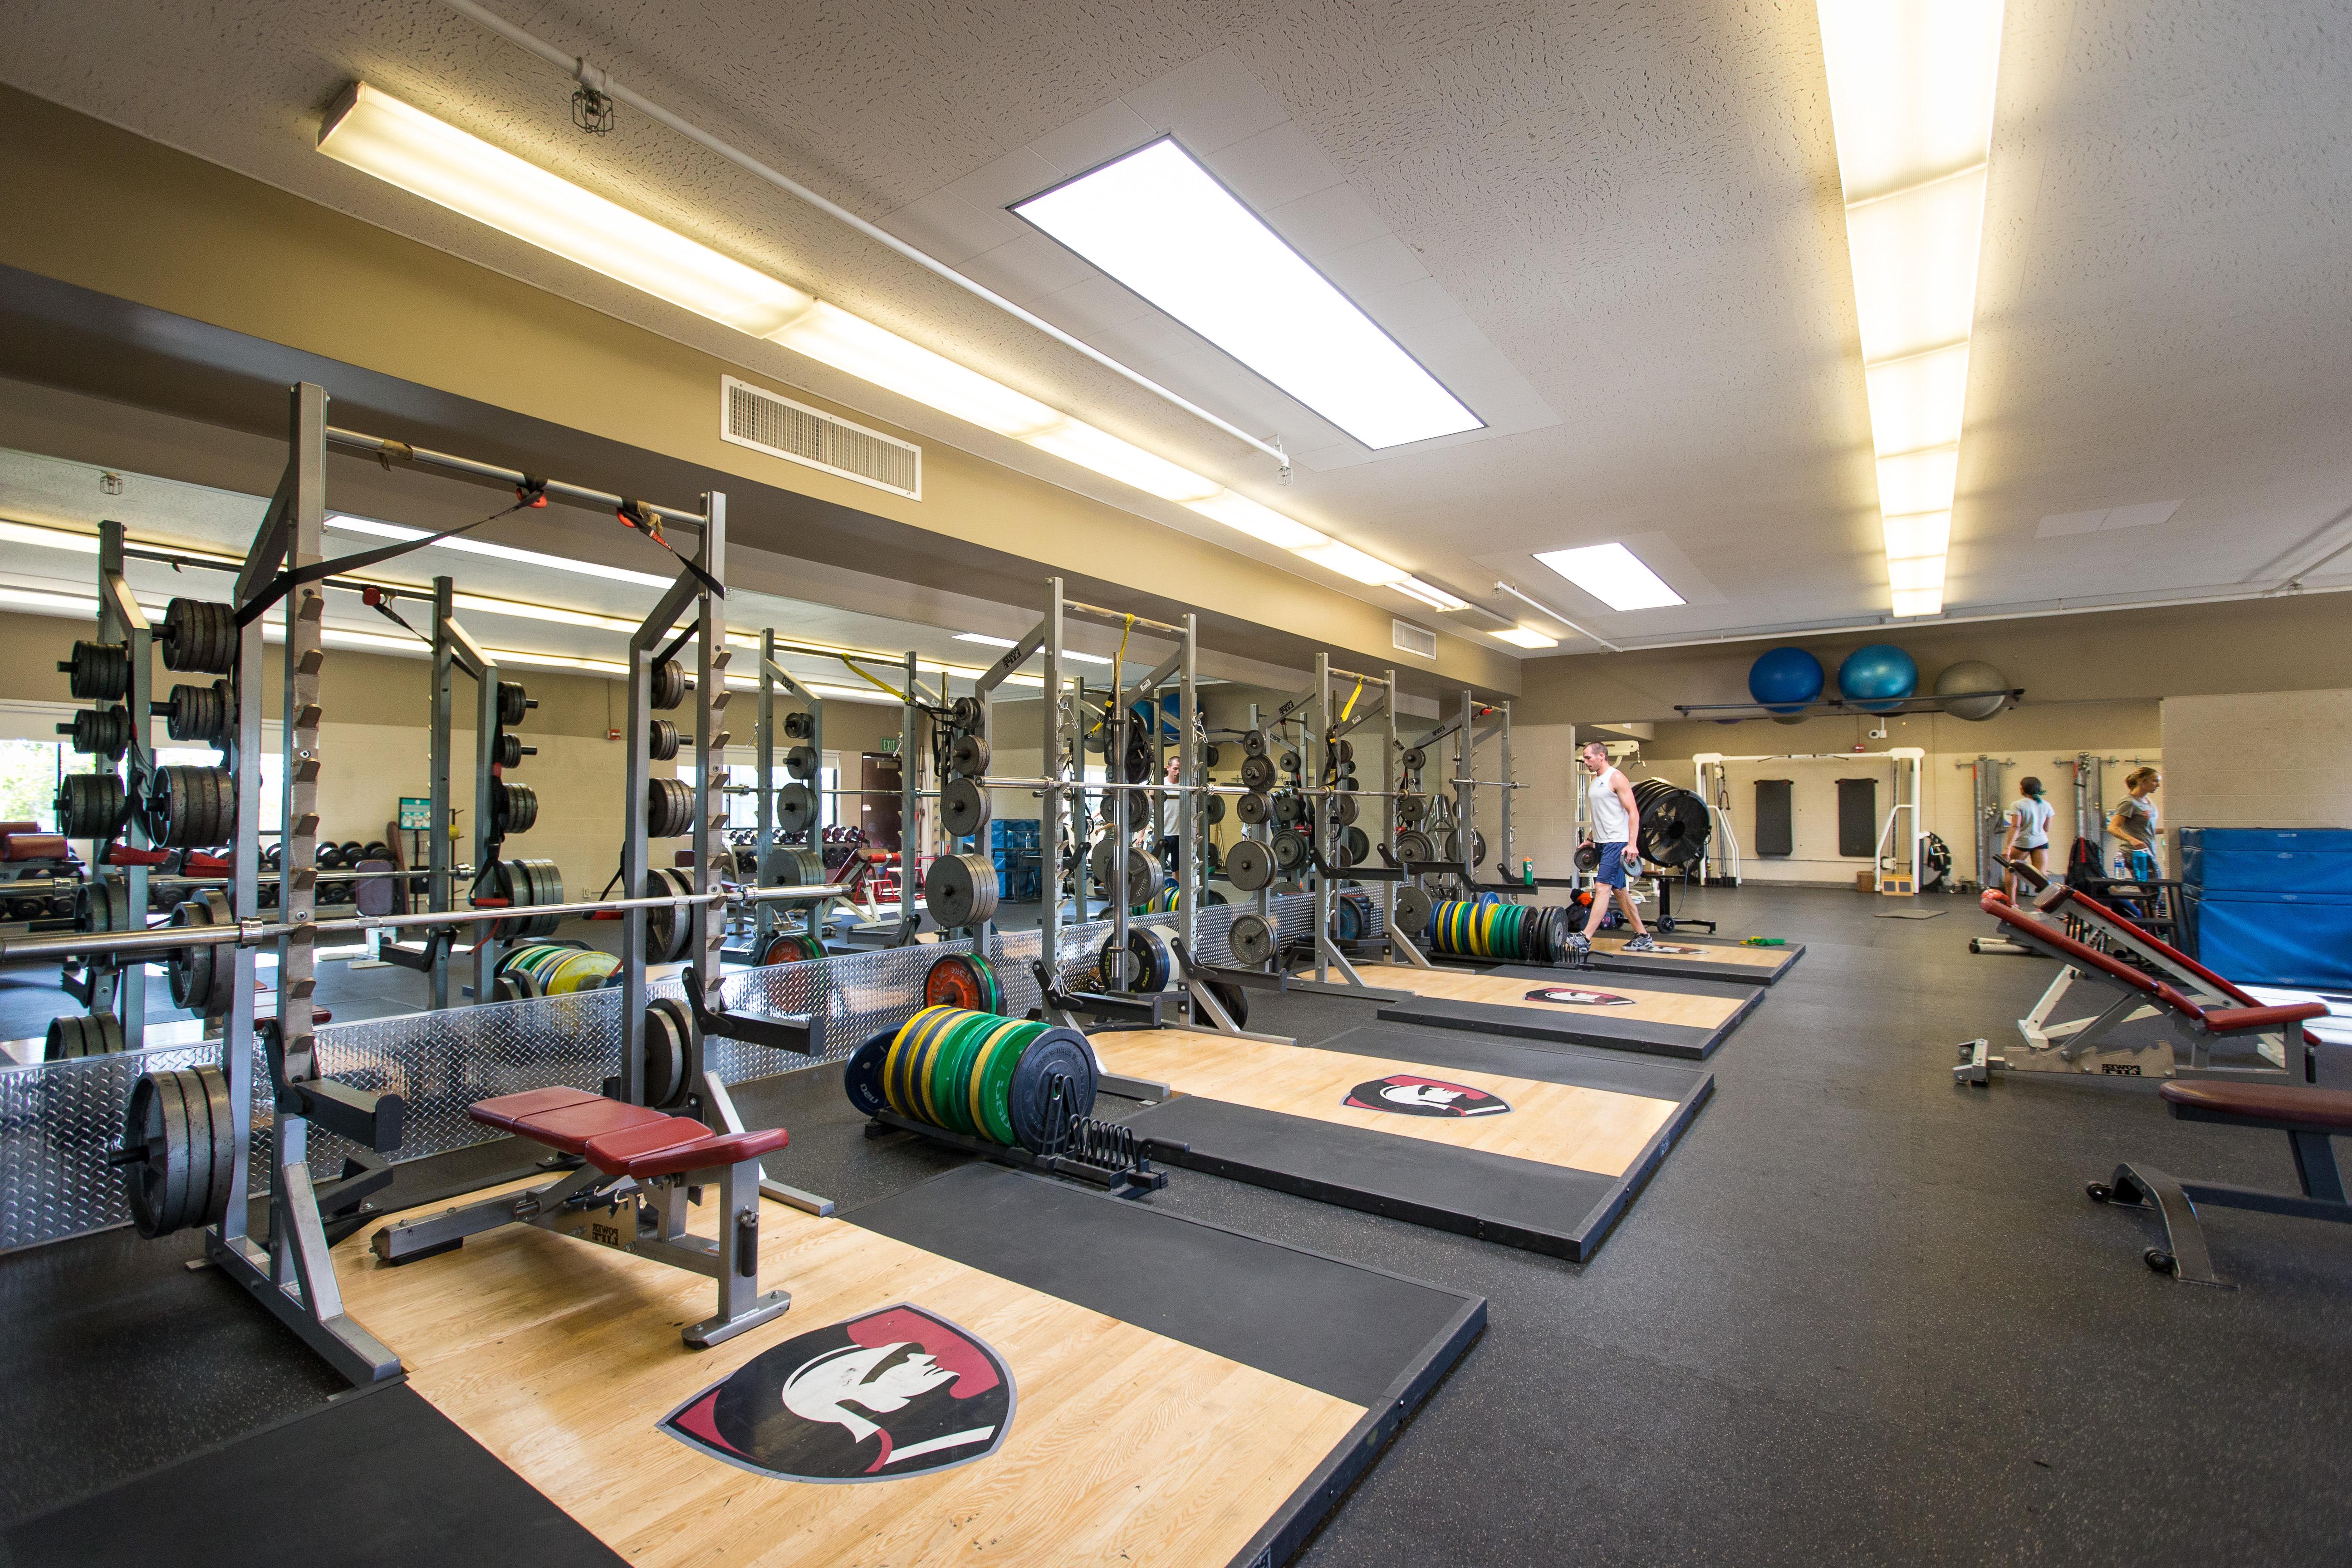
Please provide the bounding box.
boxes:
[1014,139,1483,451]
[1533,544,1687,612]
[1491,626,1561,648]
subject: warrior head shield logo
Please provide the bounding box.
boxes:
[1524,986,1636,1008]
[1343,1073,1510,1117]
[661,1304,1014,1483]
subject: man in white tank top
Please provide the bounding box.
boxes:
[1572,741,1654,953]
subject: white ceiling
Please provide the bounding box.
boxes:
[2,0,2348,653]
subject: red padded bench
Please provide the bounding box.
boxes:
[1979,892,2326,1046]
[375,1088,796,1347]
[467,1087,787,1178]
[2089,1079,2352,1286]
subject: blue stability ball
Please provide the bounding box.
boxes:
[1838,644,1919,713]
[1747,647,1825,714]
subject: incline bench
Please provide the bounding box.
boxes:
[1957,891,2326,1083]
[2090,1080,2352,1286]
[373,1087,791,1347]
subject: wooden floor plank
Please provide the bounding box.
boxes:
[1352,964,1747,1026]
[1091,1030,1680,1176]
[334,1189,1362,1568]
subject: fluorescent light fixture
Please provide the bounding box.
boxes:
[1013,139,1482,451]
[954,632,1109,665]
[317,88,1444,608]
[803,681,910,705]
[1816,1,2006,201]
[0,521,101,555]
[1875,445,1959,517]
[1491,626,1561,648]
[1882,511,1951,559]
[327,514,675,588]
[1886,556,1946,592]
[1181,491,1329,551]
[1863,343,1970,456]
[450,593,638,632]
[766,301,1059,437]
[1817,0,2002,627]
[1396,577,1469,612]
[318,83,813,338]
[0,586,101,616]
[1534,544,1687,612]
[1297,540,1408,587]
[1022,422,1222,502]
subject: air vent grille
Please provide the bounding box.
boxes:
[1392,619,1437,659]
[720,375,921,500]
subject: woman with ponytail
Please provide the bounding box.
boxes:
[2000,775,2055,900]
[2109,767,2162,880]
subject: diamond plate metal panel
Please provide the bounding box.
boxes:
[0,897,1319,1253]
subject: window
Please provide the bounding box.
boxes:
[0,739,66,832]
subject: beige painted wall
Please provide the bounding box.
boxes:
[1510,700,2162,887]
[1519,592,2352,727]
[2161,690,2352,859]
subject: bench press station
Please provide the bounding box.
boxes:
[372,1085,793,1346]
[2089,1081,2352,1286]
[1956,883,2329,1085]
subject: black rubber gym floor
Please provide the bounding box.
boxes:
[5,884,2351,1563]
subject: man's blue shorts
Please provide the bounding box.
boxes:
[1597,842,1630,889]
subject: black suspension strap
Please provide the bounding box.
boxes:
[617,500,725,598]
[235,481,550,627]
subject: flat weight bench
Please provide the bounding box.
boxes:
[1956,892,2325,1083]
[2090,1080,2352,1286]
[372,1087,792,1347]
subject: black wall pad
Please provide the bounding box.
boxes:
[1755,778,1794,857]
[1377,979,1763,1060]
[852,1165,1486,1568]
[1838,777,1879,858]
[1122,1059,1712,1264]
[2,1383,624,1568]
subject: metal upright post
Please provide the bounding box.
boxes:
[1499,700,1516,881]
[96,521,151,1046]
[687,495,728,1048]
[1178,613,1198,958]
[1312,653,1329,981]
[1456,690,1475,884]
[900,649,918,941]
[472,654,500,1002]
[275,382,326,1186]
[756,627,776,947]
[1381,667,1398,951]
[1042,579,1064,975]
[1109,648,1130,984]
[427,577,454,1009]
[1249,701,1269,930]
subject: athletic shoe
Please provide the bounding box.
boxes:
[1623,933,1657,952]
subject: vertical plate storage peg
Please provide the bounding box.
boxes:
[691,495,730,1045]
[282,578,325,1081]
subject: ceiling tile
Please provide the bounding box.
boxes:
[878,189,1025,264]
[1263,183,1391,258]
[1313,232,1430,297]
[1202,121,1347,211]
[1029,98,1159,177]
[955,231,1101,304]
[946,147,1062,213]
[1119,49,1289,155]
[1027,274,1154,336]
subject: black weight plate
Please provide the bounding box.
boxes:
[1235,790,1269,827]
[776,782,813,834]
[642,999,689,1108]
[1242,729,1267,757]
[843,1030,890,1117]
[1239,754,1275,791]
[1007,1028,1097,1153]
